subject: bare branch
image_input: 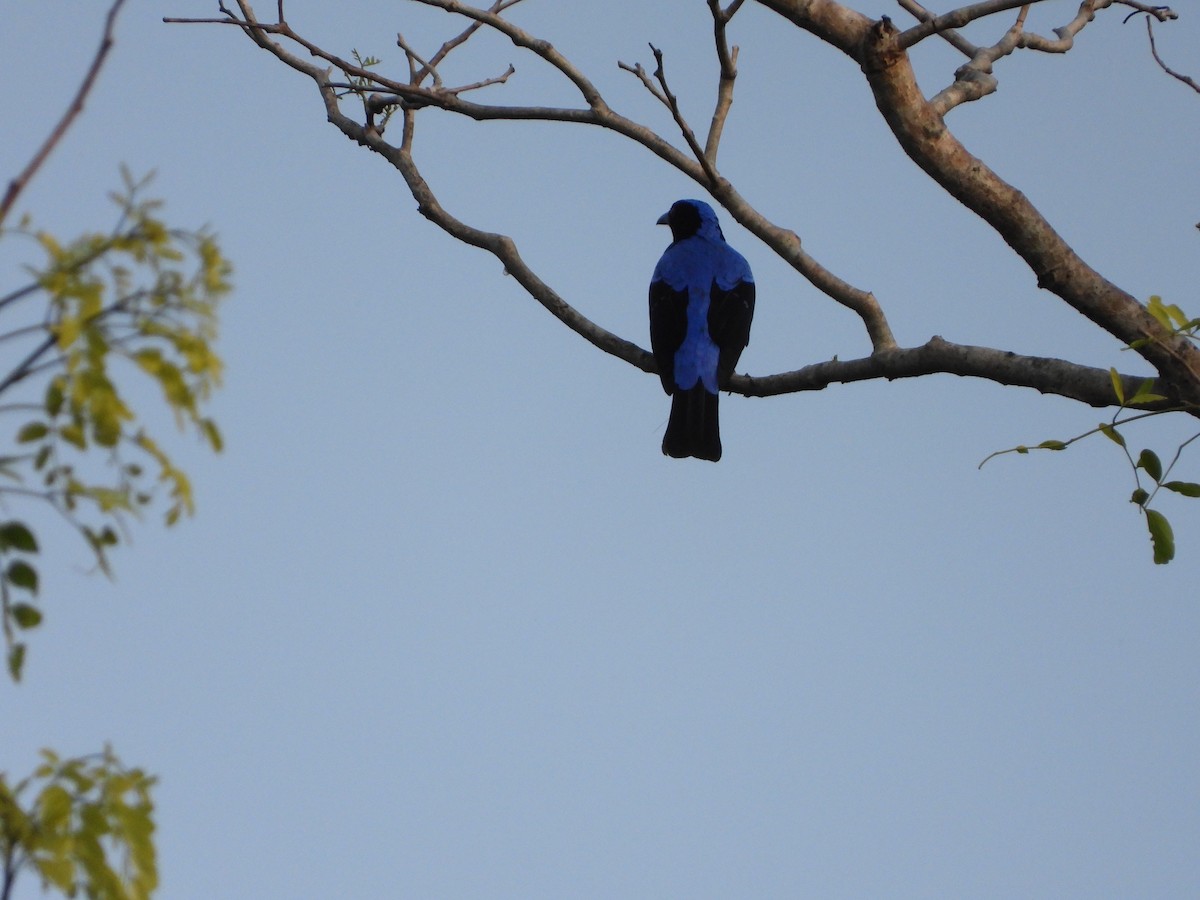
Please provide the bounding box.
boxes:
[413,0,526,84]
[649,44,721,185]
[1015,0,1119,54]
[409,0,609,112]
[1117,1,1178,22]
[898,0,1030,50]
[395,31,442,88]
[896,0,978,57]
[0,0,129,227]
[617,61,670,107]
[704,0,742,163]
[734,336,1185,411]
[930,6,1029,115]
[1141,15,1200,94]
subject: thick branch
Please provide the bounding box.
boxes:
[754,0,875,60]
[734,336,1181,409]
[859,17,1200,403]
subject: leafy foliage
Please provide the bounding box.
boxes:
[0,746,157,900]
[0,168,231,680]
[982,296,1200,564]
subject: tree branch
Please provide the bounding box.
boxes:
[897,0,1030,50]
[0,0,129,228]
[171,0,897,351]
[1141,14,1200,94]
[704,0,743,164]
[734,336,1182,410]
[859,16,1200,402]
[930,6,1029,115]
[648,44,721,185]
[896,0,978,57]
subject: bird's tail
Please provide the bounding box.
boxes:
[662,385,721,462]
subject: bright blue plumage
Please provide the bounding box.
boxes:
[649,200,755,461]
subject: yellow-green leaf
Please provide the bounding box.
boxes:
[1098,423,1126,447]
[1109,368,1125,405]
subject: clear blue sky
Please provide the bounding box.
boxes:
[5,2,1200,897]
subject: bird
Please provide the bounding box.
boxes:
[649,199,755,462]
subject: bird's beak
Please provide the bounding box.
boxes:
[656,212,670,225]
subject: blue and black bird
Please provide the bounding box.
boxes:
[649,199,755,462]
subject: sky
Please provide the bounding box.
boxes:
[4,1,1200,897]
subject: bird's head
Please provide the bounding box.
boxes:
[657,199,726,243]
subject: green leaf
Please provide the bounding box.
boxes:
[1145,508,1175,564]
[7,643,26,681]
[38,783,73,829]
[1146,295,1173,330]
[1131,487,1150,506]
[1099,423,1126,447]
[1163,481,1200,498]
[1137,449,1163,483]
[6,560,39,594]
[59,423,87,450]
[17,422,49,443]
[1037,440,1067,451]
[34,854,76,892]
[1127,378,1167,405]
[45,378,65,417]
[0,521,38,553]
[1109,368,1125,405]
[200,418,223,453]
[11,603,42,629]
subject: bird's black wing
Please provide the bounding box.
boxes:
[708,279,756,387]
[649,280,689,394]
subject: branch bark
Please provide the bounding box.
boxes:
[734,337,1174,410]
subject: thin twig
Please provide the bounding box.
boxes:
[1143,15,1200,94]
[649,44,720,185]
[617,61,669,106]
[896,0,978,57]
[0,0,130,227]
